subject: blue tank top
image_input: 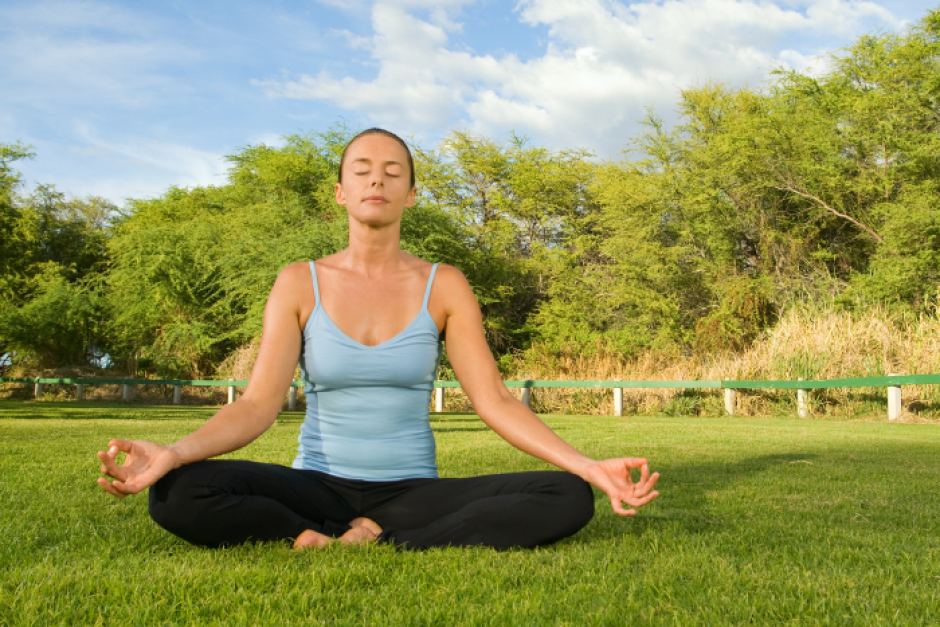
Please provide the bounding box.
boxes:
[292,260,442,480]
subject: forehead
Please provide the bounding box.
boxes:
[344,133,409,164]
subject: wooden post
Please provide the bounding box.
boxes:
[723,388,735,416]
[797,377,808,418]
[287,385,297,411]
[613,387,623,417]
[227,385,236,404]
[122,383,133,402]
[173,385,182,405]
[887,373,901,421]
[434,386,444,413]
[520,386,531,408]
[34,382,44,398]
[76,384,85,401]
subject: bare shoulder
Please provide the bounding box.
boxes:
[274,260,312,292]
[267,260,314,317]
[433,263,479,314]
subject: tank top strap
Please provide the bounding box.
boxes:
[308,260,321,305]
[422,263,439,309]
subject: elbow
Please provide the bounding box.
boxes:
[233,394,281,432]
[474,389,520,424]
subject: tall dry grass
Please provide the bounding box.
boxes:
[504,306,940,418]
[199,306,940,418]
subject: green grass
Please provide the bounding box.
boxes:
[2,400,939,625]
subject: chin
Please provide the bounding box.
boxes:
[351,210,402,227]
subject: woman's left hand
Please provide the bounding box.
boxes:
[581,458,660,516]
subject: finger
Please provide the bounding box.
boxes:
[623,490,660,508]
[112,478,144,496]
[97,449,127,481]
[611,499,638,517]
[622,458,648,483]
[636,468,659,494]
[97,477,127,499]
[108,439,134,452]
[635,463,650,490]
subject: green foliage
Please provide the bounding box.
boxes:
[844,183,940,311]
[694,276,778,353]
[0,263,107,368]
[0,147,113,369]
[4,9,940,375]
[530,9,940,359]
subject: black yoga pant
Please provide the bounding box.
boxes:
[148,460,595,550]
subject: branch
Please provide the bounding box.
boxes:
[773,182,883,243]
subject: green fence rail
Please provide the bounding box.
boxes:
[2,374,938,420]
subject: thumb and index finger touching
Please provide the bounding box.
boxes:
[604,456,662,516]
[96,438,145,498]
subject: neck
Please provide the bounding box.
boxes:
[341,219,404,278]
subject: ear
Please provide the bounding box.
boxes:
[405,185,417,208]
[334,182,346,206]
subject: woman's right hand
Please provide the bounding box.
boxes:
[96,439,182,498]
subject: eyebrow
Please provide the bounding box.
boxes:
[351,158,402,167]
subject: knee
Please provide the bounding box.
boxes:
[147,464,210,540]
[556,472,595,532]
[147,467,186,531]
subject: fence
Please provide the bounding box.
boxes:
[3,374,939,421]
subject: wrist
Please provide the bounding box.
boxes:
[567,455,596,481]
[166,443,187,468]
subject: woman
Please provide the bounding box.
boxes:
[97,128,660,550]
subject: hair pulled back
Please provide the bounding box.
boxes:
[338,128,415,188]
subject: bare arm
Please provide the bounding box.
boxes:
[439,264,660,515]
[97,262,308,496]
[167,264,305,464]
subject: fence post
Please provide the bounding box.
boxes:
[797,377,808,418]
[520,386,531,408]
[122,383,133,402]
[287,384,297,411]
[227,385,236,404]
[723,388,735,416]
[887,373,901,421]
[34,382,44,398]
[76,384,85,401]
[173,385,182,405]
[613,387,623,417]
[434,386,444,413]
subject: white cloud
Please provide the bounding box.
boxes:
[329,28,372,51]
[247,132,289,148]
[803,0,904,34]
[257,0,915,156]
[52,123,229,203]
[0,0,195,109]
[778,49,835,77]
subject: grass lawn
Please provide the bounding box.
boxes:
[1,400,939,625]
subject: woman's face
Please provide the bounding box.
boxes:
[335,133,416,228]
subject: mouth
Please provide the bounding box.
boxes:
[363,195,388,203]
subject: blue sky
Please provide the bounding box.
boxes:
[1,0,936,206]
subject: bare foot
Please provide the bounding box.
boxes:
[293,528,333,550]
[339,517,383,545]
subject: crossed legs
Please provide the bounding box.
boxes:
[148,460,595,550]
